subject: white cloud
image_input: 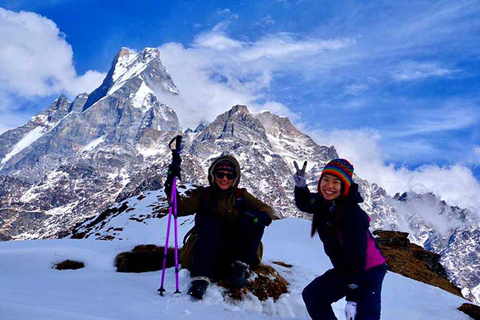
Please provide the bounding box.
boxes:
[474,146,480,156]
[0,8,104,106]
[468,145,480,165]
[156,42,258,129]
[276,0,305,8]
[194,32,243,51]
[252,101,300,122]
[216,8,232,15]
[306,127,480,216]
[392,61,461,82]
[159,31,353,128]
[211,8,239,33]
[255,15,275,27]
[391,194,465,238]
[385,103,479,138]
[343,83,369,96]
[239,34,355,62]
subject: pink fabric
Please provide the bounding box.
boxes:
[336,216,387,270]
[364,215,386,269]
[365,231,387,270]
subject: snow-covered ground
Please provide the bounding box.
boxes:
[0,216,470,320]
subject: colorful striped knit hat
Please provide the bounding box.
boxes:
[318,159,354,197]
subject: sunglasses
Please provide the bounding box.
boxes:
[215,172,236,180]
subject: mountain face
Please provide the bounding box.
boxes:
[0,47,181,239]
[387,192,480,305]
[440,222,480,303]
[0,95,71,170]
[0,47,478,305]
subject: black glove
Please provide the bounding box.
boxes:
[164,161,181,197]
[244,210,272,226]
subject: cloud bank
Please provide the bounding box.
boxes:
[308,128,480,216]
[0,8,104,116]
[158,30,354,129]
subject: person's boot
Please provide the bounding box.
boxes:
[187,277,210,299]
[230,260,249,289]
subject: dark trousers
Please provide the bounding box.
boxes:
[302,264,387,320]
[190,214,265,279]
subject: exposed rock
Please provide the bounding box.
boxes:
[115,244,176,272]
[272,261,293,268]
[223,264,289,302]
[55,260,85,270]
[458,303,480,320]
[71,202,131,239]
[374,230,410,249]
[374,230,462,297]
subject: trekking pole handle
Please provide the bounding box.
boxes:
[169,135,184,152]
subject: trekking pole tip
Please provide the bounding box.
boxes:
[158,287,166,296]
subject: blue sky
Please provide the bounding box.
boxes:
[1,0,480,209]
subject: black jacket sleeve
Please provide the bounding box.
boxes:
[294,186,318,214]
[342,185,369,302]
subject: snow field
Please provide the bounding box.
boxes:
[0,217,471,320]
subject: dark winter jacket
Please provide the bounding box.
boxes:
[294,183,386,302]
[177,155,274,269]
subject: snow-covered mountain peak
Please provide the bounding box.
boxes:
[117,47,132,58]
[52,94,69,103]
[256,111,338,165]
[196,105,269,143]
[194,120,209,133]
[256,111,298,138]
[111,47,138,82]
[109,47,177,94]
[81,47,178,113]
[229,104,250,115]
[139,46,162,59]
[110,47,162,83]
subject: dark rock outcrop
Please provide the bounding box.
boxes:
[374,230,462,297]
[458,303,480,320]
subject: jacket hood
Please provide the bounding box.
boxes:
[208,155,241,190]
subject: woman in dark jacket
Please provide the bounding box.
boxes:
[293,159,387,320]
[170,154,274,300]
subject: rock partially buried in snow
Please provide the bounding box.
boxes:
[221,264,289,302]
[54,260,85,270]
[115,244,176,273]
